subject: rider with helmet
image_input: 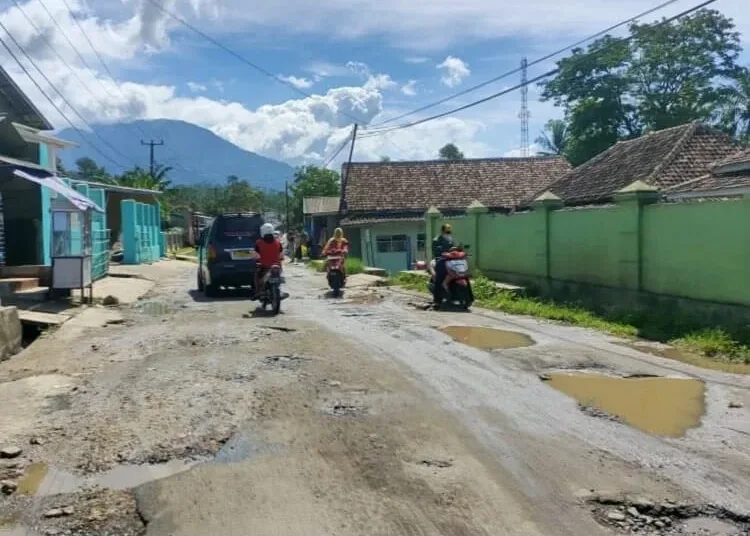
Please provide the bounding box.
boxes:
[254,223,283,298]
[431,223,454,304]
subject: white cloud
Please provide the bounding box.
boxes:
[401,80,417,96]
[346,61,398,92]
[437,56,470,87]
[404,56,430,64]
[278,74,314,89]
[187,82,207,93]
[503,142,546,157]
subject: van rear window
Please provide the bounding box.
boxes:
[215,216,263,239]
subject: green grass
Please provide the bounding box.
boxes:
[389,272,750,364]
[308,257,365,275]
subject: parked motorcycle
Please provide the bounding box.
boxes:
[258,263,284,315]
[326,247,347,297]
[428,245,473,309]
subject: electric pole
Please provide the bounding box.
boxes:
[339,124,358,214]
[141,139,164,176]
[284,180,290,231]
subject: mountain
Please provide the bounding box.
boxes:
[57,119,295,190]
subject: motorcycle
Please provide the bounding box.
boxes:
[258,263,284,315]
[326,247,347,297]
[428,245,474,309]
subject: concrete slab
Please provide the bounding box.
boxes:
[18,310,70,326]
[0,305,21,361]
[346,274,387,288]
[72,276,154,305]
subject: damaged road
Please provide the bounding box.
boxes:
[1,261,749,535]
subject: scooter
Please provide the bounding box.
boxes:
[258,263,284,315]
[428,245,474,309]
[326,247,347,297]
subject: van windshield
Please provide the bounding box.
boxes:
[214,215,263,246]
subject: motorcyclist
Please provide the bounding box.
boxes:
[432,223,454,304]
[254,223,283,299]
[323,227,349,277]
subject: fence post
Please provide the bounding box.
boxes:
[466,200,488,272]
[613,181,659,290]
[530,191,563,279]
[121,200,138,264]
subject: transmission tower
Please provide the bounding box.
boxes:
[519,57,530,157]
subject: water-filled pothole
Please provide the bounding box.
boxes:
[14,460,194,497]
[440,326,534,350]
[620,342,750,375]
[543,373,705,437]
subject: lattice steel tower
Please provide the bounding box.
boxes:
[519,57,530,157]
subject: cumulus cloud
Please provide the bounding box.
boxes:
[404,56,430,64]
[278,75,314,89]
[401,80,417,96]
[187,81,207,92]
[0,0,494,168]
[437,56,470,87]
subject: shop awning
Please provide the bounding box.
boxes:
[13,169,104,212]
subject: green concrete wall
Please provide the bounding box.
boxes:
[356,221,426,275]
[642,199,750,306]
[428,193,750,308]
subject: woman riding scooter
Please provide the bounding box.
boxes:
[323,227,349,276]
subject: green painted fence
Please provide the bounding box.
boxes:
[425,185,750,307]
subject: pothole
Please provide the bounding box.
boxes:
[589,495,750,535]
[620,342,750,375]
[134,301,171,315]
[419,459,453,468]
[263,354,308,369]
[13,460,195,497]
[542,373,705,437]
[322,398,369,418]
[440,326,535,350]
[339,293,384,305]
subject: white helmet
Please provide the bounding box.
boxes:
[260,223,275,237]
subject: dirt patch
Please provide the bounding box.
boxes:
[263,354,308,370]
[542,373,705,437]
[588,494,750,535]
[440,325,535,350]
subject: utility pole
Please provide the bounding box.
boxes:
[339,124,358,214]
[141,139,164,176]
[284,180,290,231]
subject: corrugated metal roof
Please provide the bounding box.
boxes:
[0,65,52,130]
[303,196,340,215]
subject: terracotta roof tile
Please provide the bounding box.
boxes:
[666,172,750,194]
[302,196,339,215]
[341,156,571,216]
[535,122,738,205]
[710,147,750,170]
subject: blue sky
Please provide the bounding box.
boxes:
[0,0,746,168]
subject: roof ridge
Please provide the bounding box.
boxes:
[344,155,566,167]
[662,173,711,192]
[645,121,702,183]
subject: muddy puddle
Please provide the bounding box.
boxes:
[620,342,750,375]
[544,373,705,437]
[440,326,534,350]
[14,460,194,497]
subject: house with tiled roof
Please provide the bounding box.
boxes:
[529,122,739,207]
[666,147,750,199]
[339,156,571,273]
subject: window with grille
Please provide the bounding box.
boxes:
[417,233,426,251]
[376,234,407,253]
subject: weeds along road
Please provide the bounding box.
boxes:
[1,260,749,536]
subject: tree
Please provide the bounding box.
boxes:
[541,9,744,165]
[289,166,340,228]
[114,164,172,190]
[438,143,464,160]
[223,175,262,212]
[379,156,391,162]
[535,119,569,156]
[719,68,750,143]
[74,157,110,182]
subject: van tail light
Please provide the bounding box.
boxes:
[207,244,217,262]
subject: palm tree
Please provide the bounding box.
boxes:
[113,164,173,191]
[535,119,569,156]
[721,70,750,143]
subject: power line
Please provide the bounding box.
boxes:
[322,132,354,168]
[0,22,126,168]
[140,0,365,127]
[35,0,196,176]
[368,0,687,129]
[362,0,718,136]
